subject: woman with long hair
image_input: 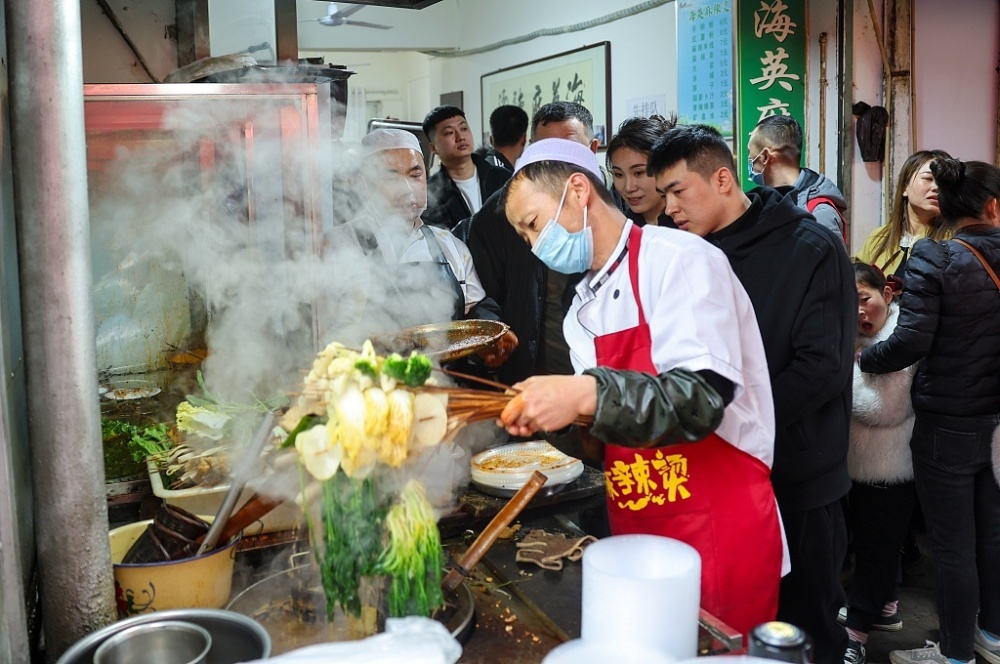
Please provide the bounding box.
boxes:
[856,149,952,276]
[859,157,1000,664]
[606,114,677,227]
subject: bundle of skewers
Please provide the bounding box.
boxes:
[419,370,594,440]
[282,338,595,627]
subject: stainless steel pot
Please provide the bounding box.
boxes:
[55,609,269,664]
[226,560,475,655]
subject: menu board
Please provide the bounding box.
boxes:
[677,0,735,137]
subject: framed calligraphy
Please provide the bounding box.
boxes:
[480,42,611,148]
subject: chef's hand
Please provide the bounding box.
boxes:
[499,375,597,437]
[478,330,519,368]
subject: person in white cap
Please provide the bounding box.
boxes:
[497,137,786,640]
[345,128,516,365]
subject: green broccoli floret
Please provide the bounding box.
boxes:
[404,352,433,387]
[382,353,408,382]
[354,357,379,379]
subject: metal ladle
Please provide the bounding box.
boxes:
[196,411,276,555]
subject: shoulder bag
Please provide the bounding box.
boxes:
[954,238,1000,291]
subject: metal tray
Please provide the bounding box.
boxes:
[470,478,577,499]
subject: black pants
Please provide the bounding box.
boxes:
[844,480,917,633]
[911,412,1000,661]
[778,500,849,664]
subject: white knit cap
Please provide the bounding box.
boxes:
[514,138,602,179]
[361,128,423,155]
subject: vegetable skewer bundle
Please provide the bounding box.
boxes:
[287,340,449,623]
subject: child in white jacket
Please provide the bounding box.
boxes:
[841,263,918,664]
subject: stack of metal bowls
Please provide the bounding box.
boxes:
[55,609,270,664]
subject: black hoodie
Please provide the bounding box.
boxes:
[706,187,855,512]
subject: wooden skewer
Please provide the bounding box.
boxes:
[433,367,515,393]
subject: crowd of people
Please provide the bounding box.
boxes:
[343,100,1000,664]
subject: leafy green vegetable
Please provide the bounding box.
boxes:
[381,351,432,387]
[403,353,433,388]
[376,480,444,617]
[102,419,173,463]
[185,370,289,413]
[281,413,328,449]
[354,357,379,379]
[176,401,231,440]
[381,353,408,383]
[312,472,388,619]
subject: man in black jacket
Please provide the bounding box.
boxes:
[648,124,855,664]
[463,101,602,385]
[485,104,528,171]
[421,105,510,232]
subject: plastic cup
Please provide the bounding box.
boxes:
[581,534,701,660]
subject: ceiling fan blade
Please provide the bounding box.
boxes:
[342,19,392,29]
[335,4,367,19]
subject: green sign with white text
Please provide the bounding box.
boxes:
[735,0,808,190]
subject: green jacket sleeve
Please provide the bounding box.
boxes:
[582,367,726,448]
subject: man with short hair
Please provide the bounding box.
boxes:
[485,104,529,171]
[648,124,855,664]
[497,138,786,641]
[464,101,603,385]
[748,115,848,243]
[421,105,510,231]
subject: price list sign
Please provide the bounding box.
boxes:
[677,0,735,137]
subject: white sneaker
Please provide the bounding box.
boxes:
[889,642,949,664]
[975,629,1000,664]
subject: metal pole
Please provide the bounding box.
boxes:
[819,32,829,170]
[6,0,117,658]
[837,0,856,248]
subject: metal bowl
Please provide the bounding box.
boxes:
[94,620,211,664]
[373,319,509,363]
[55,609,270,664]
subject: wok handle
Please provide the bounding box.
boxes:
[442,470,548,594]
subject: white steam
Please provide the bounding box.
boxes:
[89,88,455,403]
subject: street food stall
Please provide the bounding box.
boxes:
[70,71,749,663]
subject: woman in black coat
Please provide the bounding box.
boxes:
[859,158,1000,664]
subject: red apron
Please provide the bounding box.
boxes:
[595,223,782,640]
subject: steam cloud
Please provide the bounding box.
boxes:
[90,91,455,403]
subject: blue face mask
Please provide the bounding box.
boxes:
[531,180,593,274]
[748,150,766,186]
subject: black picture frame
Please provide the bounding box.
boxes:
[480,42,611,148]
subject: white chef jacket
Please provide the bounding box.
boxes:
[349,214,488,315]
[564,220,776,469]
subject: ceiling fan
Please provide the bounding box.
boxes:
[301,3,393,30]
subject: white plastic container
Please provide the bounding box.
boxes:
[581,534,701,661]
[147,461,302,534]
[542,639,675,664]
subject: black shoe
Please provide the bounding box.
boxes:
[838,606,903,631]
[844,639,867,664]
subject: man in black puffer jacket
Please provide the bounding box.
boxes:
[649,125,856,664]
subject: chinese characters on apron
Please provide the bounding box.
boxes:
[594,224,782,639]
